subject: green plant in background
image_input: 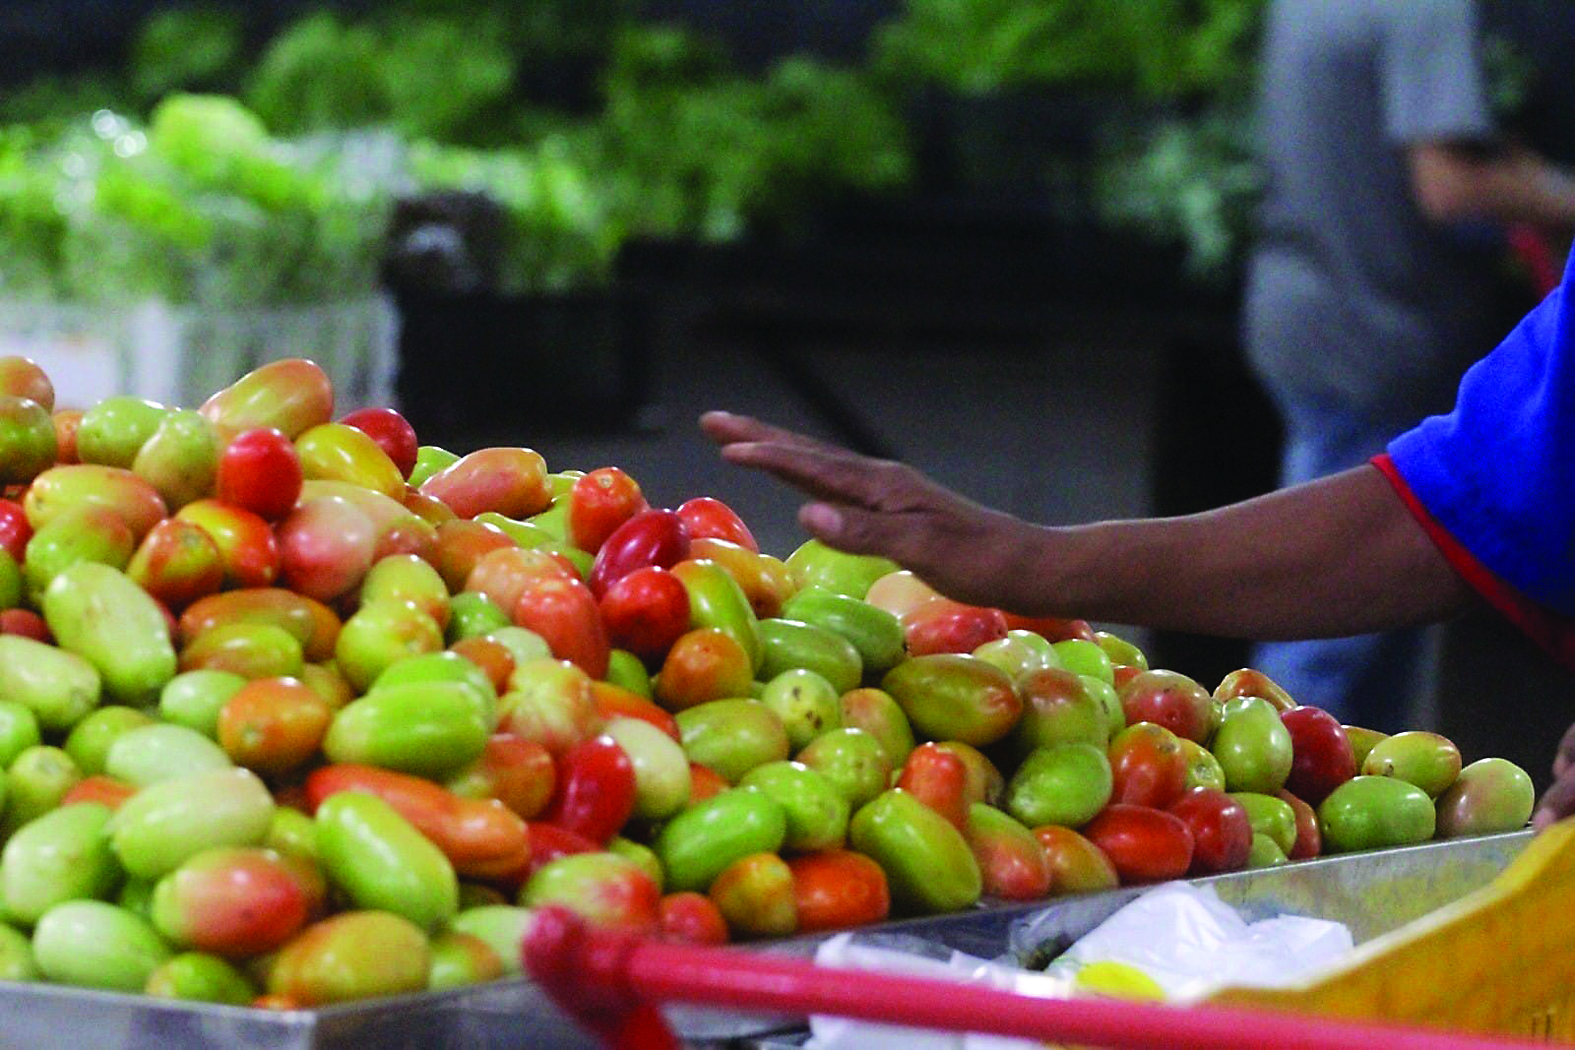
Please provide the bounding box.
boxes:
[872,0,1264,99]
[0,95,393,306]
[1095,108,1262,285]
[130,6,245,104]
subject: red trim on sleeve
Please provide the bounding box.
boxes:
[1372,453,1575,668]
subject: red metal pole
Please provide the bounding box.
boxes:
[524,907,1548,1050]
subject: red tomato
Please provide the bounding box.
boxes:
[0,608,48,642]
[1167,787,1252,875]
[588,509,691,598]
[51,410,81,465]
[525,823,600,878]
[448,636,516,694]
[999,614,1096,642]
[542,735,636,844]
[1082,804,1194,884]
[61,775,136,810]
[513,575,610,679]
[1280,706,1357,805]
[688,763,728,803]
[788,850,890,932]
[216,428,302,522]
[175,499,281,590]
[1108,722,1189,809]
[218,677,332,776]
[903,601,1008,656]
[675,497,758,552]
[591,682,679,740]
[432,519,518,593]
[1032,825,1119,895]
[448,733,557,822]
[653,628,754,712]
[568,467,647,555]
[896,743,969,829]
[467,546,575,619]
[598,566,691,664]
[1276,788,1322,860]
[657,891,730,945]
[337,408,419,479]
[0,498,30,561]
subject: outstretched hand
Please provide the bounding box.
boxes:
[1534,722,1575,830]
[699,411,1048,610]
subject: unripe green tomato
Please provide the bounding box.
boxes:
[0,701,42,768]
[784,539,898,599]
[118,879,156,922]
[104,724,232,787]
[1317,776,1436,854]
[132,409,219,511]
[758,668,843,751]
[1435,757,1535,837]
[64,707,155,777]
[110,768,275,880]
[1004,744,1112,829]
[849,789,981,914]
[448,905,533,977]
[739,760,850,852]
[972,633,1057,682]
[671,559,763,674]
[445,592,511,644]
[144,951,255,1004]
[4,746,82,833]
[603,717,691,821]
[1050,639,1114,685]
[781,586,905,676]
[1360,731,1462,798]
[521,852,658,931]
[323,682,491,779]
[756,618,863,695]
[264,806,320,864]
[370,651,497,726]
[24,506,135,600]
[267,911,430,1006]
[159,670,247,740]
[1212,697,1294,794]
[676,699,790,784]
[426,931,503,991]
[32,900,173,992]
[1229,792,1298,855]
[408,446,461,490]
[0,802,119,926]
[334,601,445,694]
[43,562,177,706]
[1094,631,1148,671]
[654,789,787,892]
[76,396,169,470]
[605,649,653,699]
[179,623,303,681]
[1180,738,1227,792]
[0,636,102,733]
[484,626,553,669]
[316,792,458,931]
[1248,832,1289,868]
[0,922,37,981]
[0,549,21,610]
[882,654,1021,748]
[795,728,891,809]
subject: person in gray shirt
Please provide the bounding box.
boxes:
[1242,0,1575,731]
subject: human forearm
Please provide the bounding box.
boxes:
[1023,465,1474,637]
[1411,143,1575,227]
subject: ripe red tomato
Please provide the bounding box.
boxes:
[1108,722,1189,809]
[999,614,1095,642]
[0,608,49,642]
[896,743,969,829]
[542,735,636,844]
[0,497,30,560]
[1082,803,1194,884]
[599,566,691,664]
[788,850,890,932]
[676,497,758,552]
[216,428,303,522]
[1280,706,1357,805]
[588,509,691,597]
[1276,788,1322,860]
[1168,787,1252,875]
[903,601,1008,656]
[524,823,599,879]
[658,892,730,945]
[1118,670,1217,744]
[568,467,647,555]
[513,575,610,679]
[337,408,419,479]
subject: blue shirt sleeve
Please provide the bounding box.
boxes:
[1387,255,1575,616]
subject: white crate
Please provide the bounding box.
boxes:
[0,295,400,412]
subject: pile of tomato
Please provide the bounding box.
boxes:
[0,356,1538,1009]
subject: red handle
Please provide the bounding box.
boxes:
[524,908,1543,1050]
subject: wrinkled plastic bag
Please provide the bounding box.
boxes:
[804,883,1353,1049]
[1042,882,1353,1002]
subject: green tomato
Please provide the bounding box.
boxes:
[849,789,980,914]
[1317,776,1436,854]
[654,789,787,893]
[1004,744,1112,829]
[32,901,172,992]
[739,760,850,852]
[316,792,458,931]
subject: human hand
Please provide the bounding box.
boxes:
[699,411,1048,610]
[1533,721,1575,830]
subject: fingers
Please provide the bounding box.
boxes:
[796,501,912,562]
[699,412,836,455]
[1555,721,1575,779]
[1535,770,1575,830]
[719,439,899,508]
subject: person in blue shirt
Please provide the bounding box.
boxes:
[701,251,1575,826]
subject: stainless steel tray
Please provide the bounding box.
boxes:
[0,832,1531,1050]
